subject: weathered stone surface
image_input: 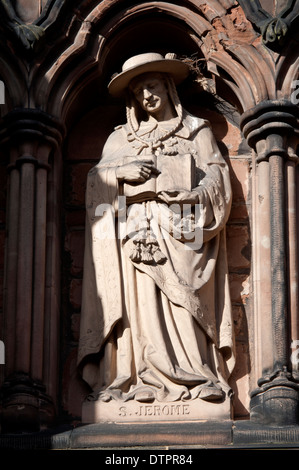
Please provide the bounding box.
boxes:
[64,230,85,276]
[226,224,251,271]
[69,420,233,449]
[14,0,41,23]
[69,279,82,311]
[68,163,93,207]
[82,397,232,424]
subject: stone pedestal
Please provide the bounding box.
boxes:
[82,397,232,424]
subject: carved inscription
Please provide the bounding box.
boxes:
[119,403,190,418]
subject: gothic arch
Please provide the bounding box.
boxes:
[30,0,277,125]
[0,0,296,120]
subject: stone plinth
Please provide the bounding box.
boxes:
[82,397,232,424]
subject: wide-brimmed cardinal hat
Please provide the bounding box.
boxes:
[108,52,190,97]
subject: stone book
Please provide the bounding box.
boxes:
[122,153,196,203]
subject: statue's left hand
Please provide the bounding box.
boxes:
[158,190,199,206]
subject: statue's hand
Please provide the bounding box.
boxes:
[158,190,199,206]
[116,158,159,183]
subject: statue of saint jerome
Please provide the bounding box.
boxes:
[78,52,235,405]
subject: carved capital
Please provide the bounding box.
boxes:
[0,108,65,167]
[240,100,299,163]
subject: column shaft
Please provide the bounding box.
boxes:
[3,166,19,376]
[241,100,299,425]
[31,166,48,382]
[269,154,288,370]
[15,161,35,373]
[0,109,64,432]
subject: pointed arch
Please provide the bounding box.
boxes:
[31,0,279,124]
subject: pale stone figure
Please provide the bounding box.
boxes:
[78,53,235,409]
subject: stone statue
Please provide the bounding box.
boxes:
[78,52,235,419]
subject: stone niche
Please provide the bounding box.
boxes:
[62,16,252,426]
[64,105,251,425]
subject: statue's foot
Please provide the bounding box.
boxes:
[134,390,155,403]
[198,386,224,401]
[97,391,112,402]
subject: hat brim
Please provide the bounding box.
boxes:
[108,59,190,97]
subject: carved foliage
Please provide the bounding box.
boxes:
[238,0,299,49]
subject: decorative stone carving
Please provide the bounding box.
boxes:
[0,0,45,50]
[0,0,70,52]
[238,0,299,49]
[78,52,235,423]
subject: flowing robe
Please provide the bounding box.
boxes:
[77,111,235,403]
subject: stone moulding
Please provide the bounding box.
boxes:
[2,420,299,449]
[0,107,65,149]
[238,0,299,49]
[240,100,299,161]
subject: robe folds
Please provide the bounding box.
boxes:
[77,111,235,403]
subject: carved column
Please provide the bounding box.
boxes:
[241,100,299,425]
[0,109,64,432]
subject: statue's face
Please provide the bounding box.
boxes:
[129,72,169,117]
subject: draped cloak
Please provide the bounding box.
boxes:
[77,110,235,403]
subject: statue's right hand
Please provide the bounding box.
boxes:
[116,158,159,183]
